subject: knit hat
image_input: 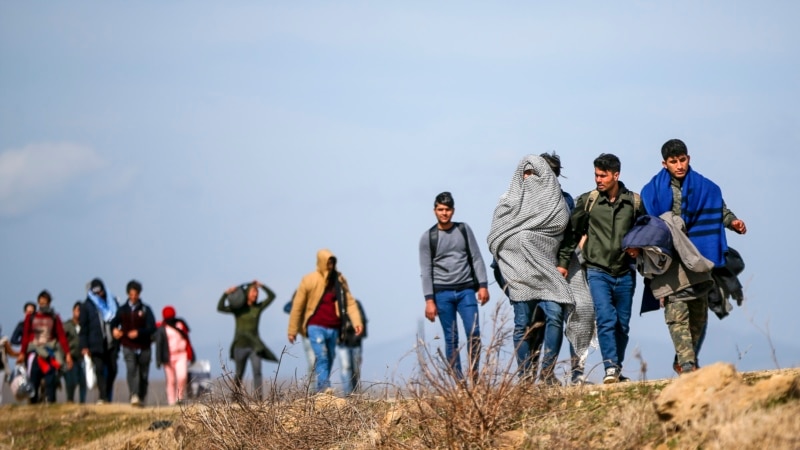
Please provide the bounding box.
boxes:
[90,278,105,294]
[162,306,176,320]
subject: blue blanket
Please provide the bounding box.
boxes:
[641,167,727,266]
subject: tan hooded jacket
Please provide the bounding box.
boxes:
[288,249,363,338]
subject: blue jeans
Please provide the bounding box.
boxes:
[337,344,363,395]
[586,268,635,370]
[511,299,540,377]
[538,301,565,379]
[434,289,481,380]
[307,325,339,393]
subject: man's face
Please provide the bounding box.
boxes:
[37,296,50,310]
[434,204,454,226]
[662,154,690,180]
[25,304,35,315]
[595,168,619,193]
[128,289,140,304]
[73,305,81,321]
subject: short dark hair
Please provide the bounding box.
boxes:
[661,139,688,160]
[434,191,455,208]
[594,153,621,173]
[24,301,36,312]
[73,301,82,310]
[37,290,52,304]
[540,151,564,178]
[126,279,142,294]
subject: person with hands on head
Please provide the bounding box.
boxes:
[217,279,276,400]
[419,191,490,383]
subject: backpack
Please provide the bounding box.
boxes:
[428,222,478,289]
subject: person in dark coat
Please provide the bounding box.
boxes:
[79,278,120,404]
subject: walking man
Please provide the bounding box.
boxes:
[117,280,156,406]
[641,138,747,372]
[558,154,646,383]
[420,191,490,381]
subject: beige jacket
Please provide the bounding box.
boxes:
[288,249,363,338]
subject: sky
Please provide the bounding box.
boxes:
[1,2,798,389]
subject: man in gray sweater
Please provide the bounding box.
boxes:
[419,191,490,382]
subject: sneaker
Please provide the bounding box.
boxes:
[96,399,106,405]
[130,394,141,406]
[618,374,631,383]
[603,367,620,384]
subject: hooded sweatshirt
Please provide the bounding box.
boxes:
[288,249,364,338]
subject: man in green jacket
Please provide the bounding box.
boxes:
[217,280,276,400]
[558,153,646,383]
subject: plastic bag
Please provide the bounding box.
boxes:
[84,354,96,390]
[10,365,33,401]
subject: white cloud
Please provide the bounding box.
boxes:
[0,142,105,216]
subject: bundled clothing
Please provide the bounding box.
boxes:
[623,213,714,370]
[641,167,730,267]
[155,316,194,405]
[20,309,71,403]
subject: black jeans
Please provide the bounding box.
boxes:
[91,350,119,402]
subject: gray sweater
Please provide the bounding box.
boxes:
[649,212,714,300]
[419,223,488,301]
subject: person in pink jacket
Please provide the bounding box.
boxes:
[154,306,194,405]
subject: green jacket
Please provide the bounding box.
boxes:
[63,319,82,360]
[558,182,647,276]
[217,285,277,362]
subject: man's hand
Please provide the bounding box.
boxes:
[731,219,747,235]
[127,330,139,339]
[66,354,74,370]
[425,299,437,323]
[477,287,490,305]
[288,334,296,344]
[659,298,665,309]
[81,348,90,357]
[112,328,123,340]
[354,325,364,336]
[557,267,569,278]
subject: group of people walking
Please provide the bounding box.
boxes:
[420,138,746,385]
[2,278,195,405]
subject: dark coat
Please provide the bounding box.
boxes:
[79,297,120,355]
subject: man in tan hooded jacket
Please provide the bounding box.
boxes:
[288,249,363,394]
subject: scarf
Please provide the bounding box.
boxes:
[487,155,572,303]
[641,167,727,266]
[88,290,118,322]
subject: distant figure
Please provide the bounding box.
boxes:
[283,292,316,386]
[419,191,490,382]
[62,301,87,403]
[217,280,277,400]
[10,302,36,346]
[18,290,73,404]
[641,138,747,373]
[338,299,367,394]
[155,306,195,405]
[117,280,156,406]
[80,278,121,404]
[288,250,363,394]
[0,326,20,404]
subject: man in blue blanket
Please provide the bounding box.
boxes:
[641,138,747,373]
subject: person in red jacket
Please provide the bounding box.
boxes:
[17,290,72,404]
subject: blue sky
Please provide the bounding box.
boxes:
[1,2,798,388]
